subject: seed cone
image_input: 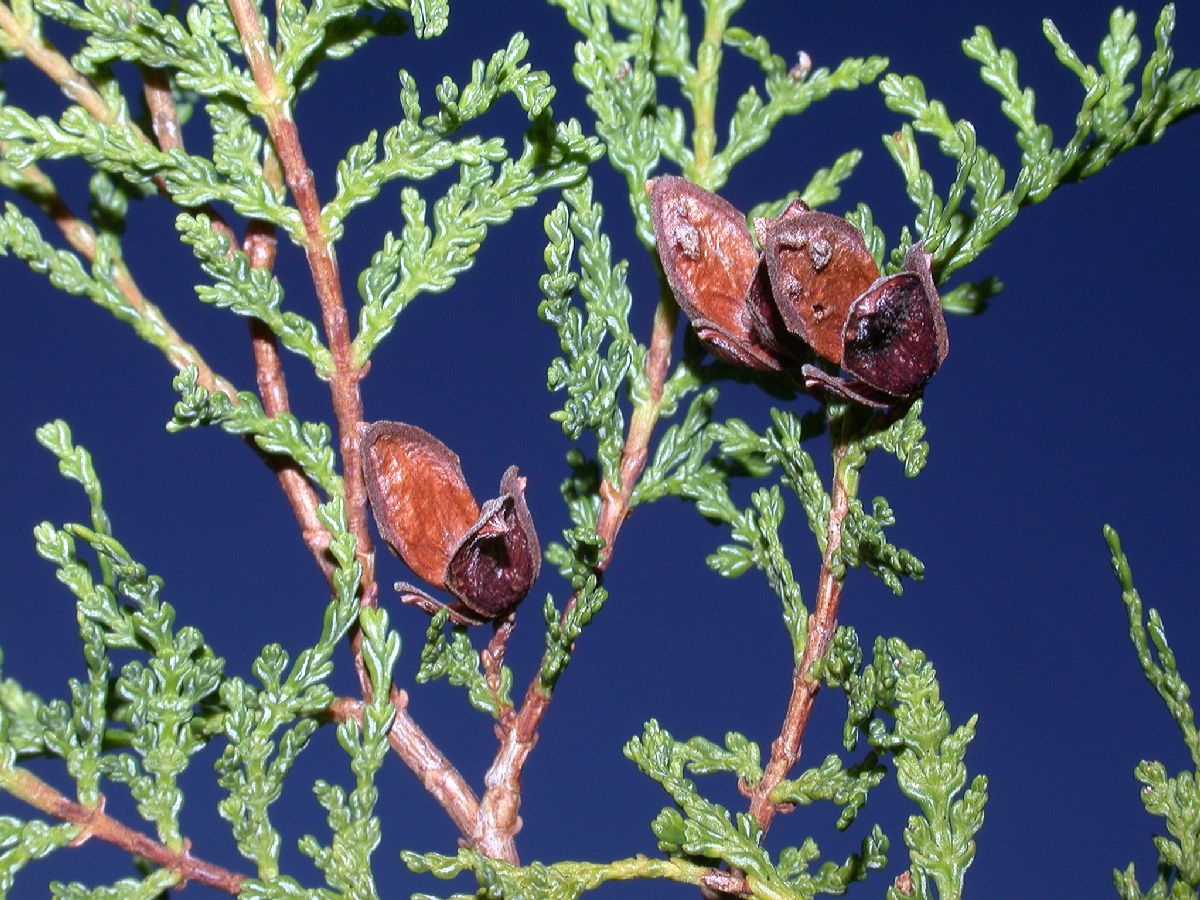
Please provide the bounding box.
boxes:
[362,421,541,625]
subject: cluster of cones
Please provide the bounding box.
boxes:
[359,177,951,625]
[650,175,949,408]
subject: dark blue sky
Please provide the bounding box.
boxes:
[3,1,1200,896]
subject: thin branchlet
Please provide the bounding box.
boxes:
[0,1,1196,896]
[221,0,487,845]
[137,62,334,577]
[749,439,853,832]
[2,767,248,893]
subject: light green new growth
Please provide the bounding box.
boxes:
[417,610,513,719]
[622,719,889,900]
[179,212,333,373]
[881,5,1200,308]
[0,0,1196,895]
[836,637,986,900]
[1107,527,1200,900]
[170,367,344,496]
[14,427,225,874]
[540,178,637,483]
[297,605,398,898]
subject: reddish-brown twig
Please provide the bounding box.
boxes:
[482,617,516,715]
[0,7,190,210]
[474,297,679,862]
[0,4,115,125]
[223,0,484,841]
[0,39,233,397]
[478,34,721,864]
[223,0,371,593]
[0,20,231,397]
[328,697,483,843]
[0,0,480,868]
[748,440,853,832]
[224,0,371,693]
[2,767,248,893]
[136,65,336,580]
[139,65,184,151]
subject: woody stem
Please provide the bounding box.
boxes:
[1,767,248,893]
[473,288,678,863]
[225,0,481,843]
[749,425,858,833]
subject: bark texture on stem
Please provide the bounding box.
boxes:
[329,697,482,844]
[224,0,372,592]
[242,207,334,578]
[225,0,370,695]
[3,768,248,893]
[748,440,852,833]
[224,0,482,843]
[137,65,334,578]
[246,285,336,580]
[139,65,184,151]
[474,296,678,863]
[4,0,480,870]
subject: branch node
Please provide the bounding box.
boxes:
[701,869,750,894]
[66,793,105,848]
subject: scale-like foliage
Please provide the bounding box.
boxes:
[0,0,1194,895]
[352,119,601,361]
[881,4,1200,298]
[179,213,332,372]
[625,719,888,898]
[170,367,343,494]
[326,32,556,232]
[539,178,637,483]
[416,610,512,718]
[1107,527,1200,900]
[840,639,986,900]
[0,106,297,225]
[24,426,227,852]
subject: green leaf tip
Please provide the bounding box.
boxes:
[1105,525,1200,897]
[417,611,513,719]
[841,639,986,899]
[882,4,1200,300]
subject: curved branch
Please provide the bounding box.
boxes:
[9,159,238,397]
[0,3,119,125]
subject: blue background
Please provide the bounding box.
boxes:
[3,0,1200,896]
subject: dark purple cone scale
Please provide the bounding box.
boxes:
[362,423,541,625]
[650,176,949,406]
[445,466,541,621]
[840,246,948,399]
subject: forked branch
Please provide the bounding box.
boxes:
[223,0,485,847]
[136,63,335,579]
[475,292,678,862]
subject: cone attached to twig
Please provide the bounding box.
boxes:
[362,421,541,625]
